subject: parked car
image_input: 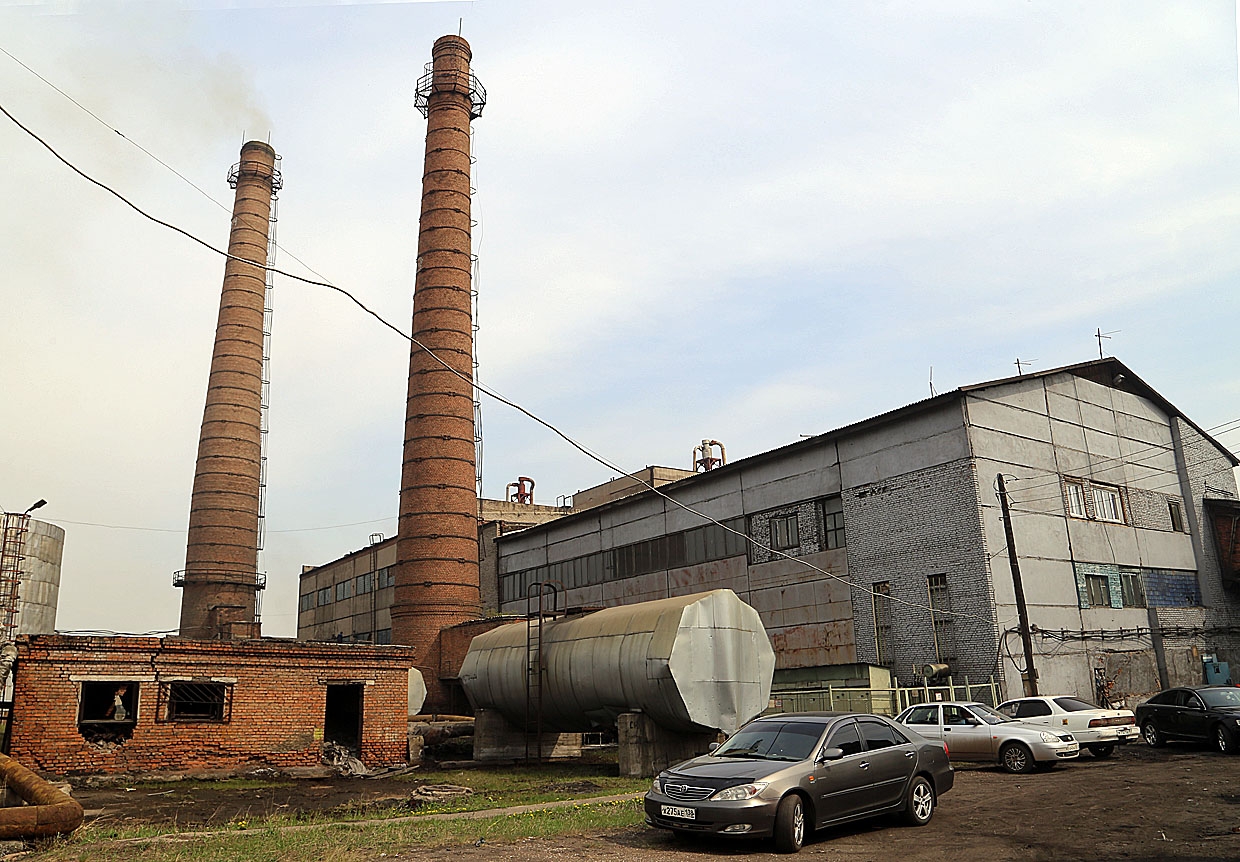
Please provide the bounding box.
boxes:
[996,695,1138,757]
[895,701,1078,774]
[1134,685,1240,754]
[644,712,954,853]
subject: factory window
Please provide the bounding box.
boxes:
[1085,574,1110,608]
[770,514,800,551]
[820,496,846,550]
[299,593,314,612]
[1065,480,1087,518]
[317,587,332,606]
[375,628,392,645]
[376,567,395,589]
[159,681,231,723]
[1120,571,1146,608]
[1168,500,1186,532]
[78,682,139,739]
[1091,485,1124,523]
[872,582,893,667]
[335,580,353,602]
[356,573,373,595]
[926,574,956,666]
[353,631,372,643]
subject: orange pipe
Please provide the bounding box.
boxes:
[0,752,83,839]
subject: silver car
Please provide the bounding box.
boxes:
[895,701,1078,774]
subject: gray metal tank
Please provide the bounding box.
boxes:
[18,519,63,635]
[459,589,774,734]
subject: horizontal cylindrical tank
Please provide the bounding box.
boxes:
[459,589,774,734]
[19,520,63,635]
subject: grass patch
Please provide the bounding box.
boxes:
[29,796,646,862]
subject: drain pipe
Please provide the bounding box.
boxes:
[0,752,84,839]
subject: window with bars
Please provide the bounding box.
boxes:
[335,580,353,602]
[375,628,392,644]
[376,567,395,589]
[926,574,956,666]
[872,582,893,667]
[356,572,373,595]
[821,496,846,549]
[317,587,332,606]
[159,681,231,723]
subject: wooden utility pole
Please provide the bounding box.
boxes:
[997,473,1039,696]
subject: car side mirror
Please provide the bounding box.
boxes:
[818,747,845,762]
[966,717,982,726]
[708,742,720,752]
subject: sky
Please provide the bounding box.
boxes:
[1,0,1237,638]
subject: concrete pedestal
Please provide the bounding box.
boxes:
[617,712,720,777]
[471,708,583,761]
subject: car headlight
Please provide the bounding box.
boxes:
[651,776,663,794]
[1039,732,1059,743]
[712,782,768,801]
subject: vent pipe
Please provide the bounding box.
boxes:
[392,35,486,711]
[177,141,280,640]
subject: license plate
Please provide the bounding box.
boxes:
[1117,727,1138,738]
[661,805,696,820]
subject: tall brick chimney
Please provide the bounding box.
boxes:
[392,35,486,711]
[178,141,280,640]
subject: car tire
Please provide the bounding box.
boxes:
[1088,744,1115,758]
[999,742,1035,774]
[1142,722,1164,748]
[1213,724,1236,755]
[901,776,935,826]
[773,794,806,854]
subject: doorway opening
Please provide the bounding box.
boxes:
[324,683,364,752]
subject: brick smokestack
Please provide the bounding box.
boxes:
[178,141,280,640]
[392,35,485,711]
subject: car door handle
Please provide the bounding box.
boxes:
[858,761,870,769]
[904,750,916,758]
[943,728,952,732]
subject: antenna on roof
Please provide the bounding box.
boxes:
[1014,358,1036,376]
[929,366,937,396]
[1095,328,1120,359]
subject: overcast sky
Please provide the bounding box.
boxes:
[2,1,1237,638]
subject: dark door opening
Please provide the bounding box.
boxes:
[324,684,364,753]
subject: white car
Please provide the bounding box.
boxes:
[996,696,1138,757]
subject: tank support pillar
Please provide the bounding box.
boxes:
[471,708,583,762]
[617,712,722,778]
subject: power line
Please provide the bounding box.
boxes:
[0,98,990,624]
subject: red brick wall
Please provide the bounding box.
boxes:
[11,635,418,776]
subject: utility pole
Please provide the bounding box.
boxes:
[997,474,1039,696]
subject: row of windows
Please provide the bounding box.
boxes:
[78,680,232,727]
[321,628,392,644]
[301,567,395,611]
[501,518,748,603]
[1064,478,1186,533]
[500,496,847,604]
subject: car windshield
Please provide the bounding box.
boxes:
[713,721,824,762]
[967,703,1014,725]
[1199,688,1240,708]
[1053,697,1100,712]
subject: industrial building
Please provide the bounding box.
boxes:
[489,358,1239,703]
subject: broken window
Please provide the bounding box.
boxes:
[78,681,138,742]
[769,514,800,551]
[158,681,232,723]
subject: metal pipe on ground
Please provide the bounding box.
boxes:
[0,752,83,839]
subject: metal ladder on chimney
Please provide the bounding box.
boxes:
[0,514,31,645]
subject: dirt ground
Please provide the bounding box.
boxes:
[72,741,1240,860]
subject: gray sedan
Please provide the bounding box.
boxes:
[644,712,954,853]
[895,701,1079,773]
